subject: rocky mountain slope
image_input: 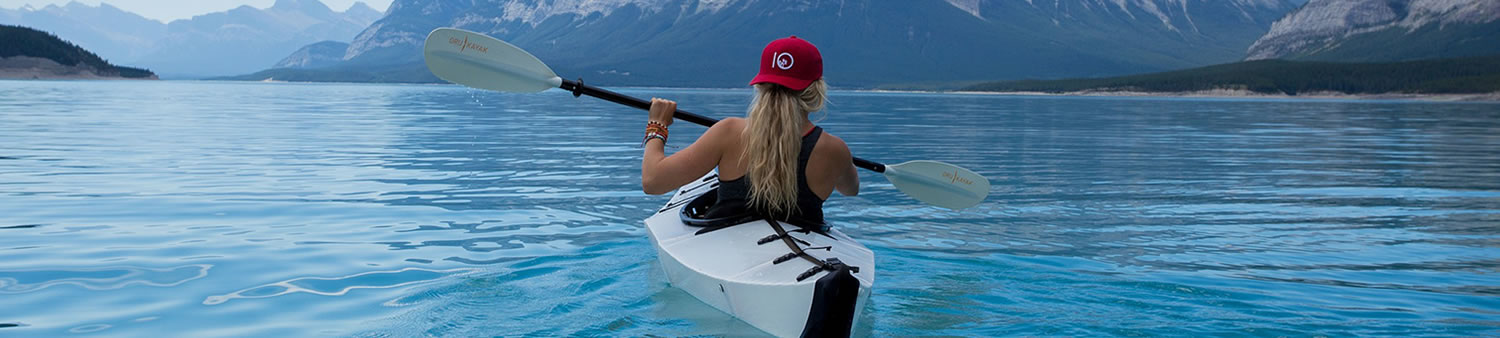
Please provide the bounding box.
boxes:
[273,40,350,69]
[252,0,1298,87]
[1246,0,1500,61]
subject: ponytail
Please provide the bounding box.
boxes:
[743,79,827,217]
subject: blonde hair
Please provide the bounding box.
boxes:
[743,79,827,217]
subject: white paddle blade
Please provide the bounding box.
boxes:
[423,28,563,93]
[882,160,991,210]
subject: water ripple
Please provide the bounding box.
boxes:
[0,265,210,293]
[204,268,472,305]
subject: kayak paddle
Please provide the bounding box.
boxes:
[422,28,990,209]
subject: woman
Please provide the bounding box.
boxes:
[640,36,858,228]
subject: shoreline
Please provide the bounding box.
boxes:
[26,77,1497,102]
[0,56,158,80]
[934,88,1500,102]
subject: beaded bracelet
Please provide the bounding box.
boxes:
[642,133,667,146]
[644,120,668,146]
[646,121,669,138]
[645,126,668,138]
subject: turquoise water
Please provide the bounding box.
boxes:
[1,80,1498,336]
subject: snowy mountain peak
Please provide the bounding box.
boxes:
[937,0,1294,31]
[347,1,380,13]
[695,0,736,13]
[946,0,982,18]
[495,0,671,24]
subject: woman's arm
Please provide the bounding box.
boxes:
[836,159,859,196]
[641,98,727,195]
[829,136,860,197]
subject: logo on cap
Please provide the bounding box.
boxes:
[774,52,794,70]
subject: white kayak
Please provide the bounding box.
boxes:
[645,172,875,337]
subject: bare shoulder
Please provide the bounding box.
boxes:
[718,117,746,128]
[815,131,852,160]
[707,117,746,134]
[701,117,745,140]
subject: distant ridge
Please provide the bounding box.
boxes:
[0,24,156,79]
[136,0,385,77]
[962,55,1500,95]
[0,1,165,65]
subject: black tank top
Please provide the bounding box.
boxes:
[710,126,826,228]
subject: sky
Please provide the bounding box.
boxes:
[0,0,393,22]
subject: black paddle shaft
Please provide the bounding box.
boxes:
[560,79,886,173]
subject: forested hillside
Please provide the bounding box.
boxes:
[964,55,1500,95]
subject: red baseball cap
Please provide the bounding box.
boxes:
[749,36,823,91]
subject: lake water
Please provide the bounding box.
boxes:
[1,80,1497,336]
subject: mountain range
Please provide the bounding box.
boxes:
[0,0,382,77]
[7,0,1497,87]
[1246,0,1500,62]
[236,0,1300,87]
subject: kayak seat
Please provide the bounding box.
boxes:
[681,189,828,235]
[680,189,759,229]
